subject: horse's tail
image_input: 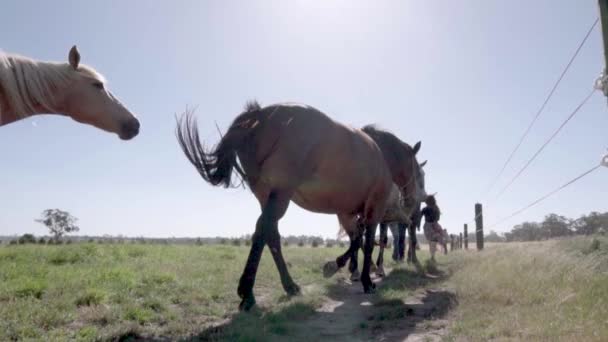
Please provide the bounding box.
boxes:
[175,101,262,188]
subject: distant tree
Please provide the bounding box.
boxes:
[339,241,345,248]
[283,239,289,247]
[220,238,227,245]
[35,209,79,242]
[485,230,505,243]
[541,214,572,238]
[38,237,46,244]
[297,239,305,247]
[18,233,37,244]
[232,238,242,246]
[572,212,608,236]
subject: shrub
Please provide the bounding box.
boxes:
[297,240,305,247]
[232,239,242,246]
[220,238,227,245]
[311,239,320,248]
[339,241,345,248]
[38,238,46,244]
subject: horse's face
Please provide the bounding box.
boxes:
[400,141,427,205]
[55,46,140,140]
[415,158,428,203]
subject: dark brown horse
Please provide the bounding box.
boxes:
[344,193,425,282]
[176,101,425,311]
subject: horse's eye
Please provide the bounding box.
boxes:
[92,82,105,90]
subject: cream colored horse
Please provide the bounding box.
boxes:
[0,46,139,140]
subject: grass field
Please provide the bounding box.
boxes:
[1,235,606,341]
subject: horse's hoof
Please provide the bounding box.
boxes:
[323,261,339,278]
[239,295,256,312]
[350,270,361,281]
[363,283,376,294]
[285,282,301,296]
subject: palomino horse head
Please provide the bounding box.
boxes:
[56,46,140,140]
[361,125,427,206]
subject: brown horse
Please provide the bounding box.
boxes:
[176,101,425,311]
[0,46,140,140]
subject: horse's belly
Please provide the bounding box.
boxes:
[291,181,365,214]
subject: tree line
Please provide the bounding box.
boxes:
[483,211,608,243]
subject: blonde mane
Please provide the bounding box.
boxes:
[0,51,106,119]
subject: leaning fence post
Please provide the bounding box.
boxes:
[475,203,484,250]
[464,224,469,250]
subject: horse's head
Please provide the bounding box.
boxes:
[361,125,427,206]
[55,46,140,140]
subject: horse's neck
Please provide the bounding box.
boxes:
[0,91,20,125]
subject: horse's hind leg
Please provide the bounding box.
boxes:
[263,192,300,297]
[237,191,295,311]
[361,224,377,293]
[375,223,387,277]
[237,214,266,311]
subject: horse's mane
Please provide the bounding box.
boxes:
[0,51,105,118]
[361,124,412,156]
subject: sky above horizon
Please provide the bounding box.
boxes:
[1,0,607,239]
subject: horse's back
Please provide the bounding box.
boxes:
[248,103,391,216]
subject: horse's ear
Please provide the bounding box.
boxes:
[413,141,421,155]
[420,160,427,168]
[69,45,80,69]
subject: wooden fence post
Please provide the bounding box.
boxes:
[475,203,484,250]
[464,224,469,250]
[599,1,608,74]
[450,235,455,251]
[459,233,463,249]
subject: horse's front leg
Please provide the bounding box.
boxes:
[407,224,419,264]
[375,223,387,277]
[361,223,377,293]
[397,223,406,262]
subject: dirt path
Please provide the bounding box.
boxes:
[290,268,456,342]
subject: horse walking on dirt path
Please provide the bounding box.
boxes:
[0,46,140,140]
[176,101,426,311]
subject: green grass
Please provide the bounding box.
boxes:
[0,243,344,341]
[444,235,608,341]
[2,237,606,341]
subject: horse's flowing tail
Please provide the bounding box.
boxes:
[175,101,262,188]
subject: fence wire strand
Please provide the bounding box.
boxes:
[483,18,599,198]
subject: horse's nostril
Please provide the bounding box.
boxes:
[121,118,140,139]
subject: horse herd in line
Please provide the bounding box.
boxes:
[1,46,445,311]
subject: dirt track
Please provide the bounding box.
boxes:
[289,268,456,342]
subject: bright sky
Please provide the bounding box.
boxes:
[1,0,607,239]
